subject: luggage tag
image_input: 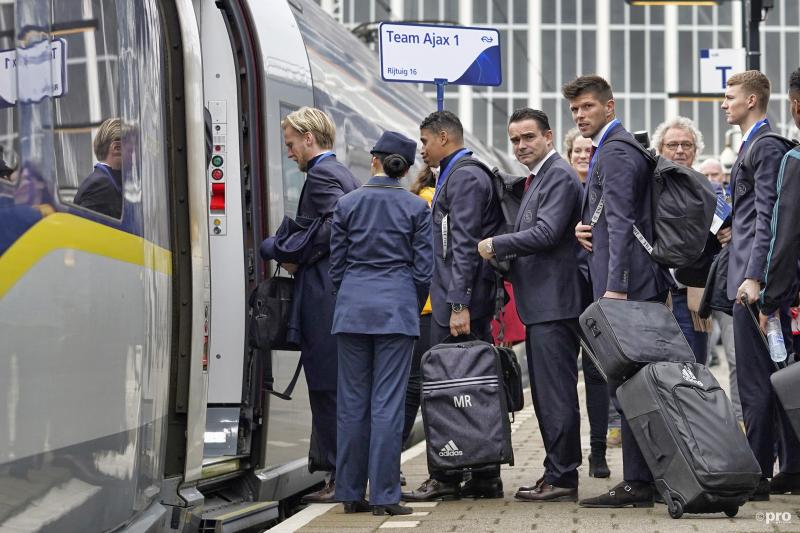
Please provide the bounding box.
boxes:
[709,194,732,235]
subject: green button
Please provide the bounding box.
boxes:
[212,155,224,167]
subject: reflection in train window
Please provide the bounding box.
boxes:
[0,4,18,189]
[279,103,305,217]
[52,0,123,220]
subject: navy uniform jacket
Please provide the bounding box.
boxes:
[430,152,504,327]
[727,124,789,300]
[329,175,433,336]
[293,153,361,391]
[492,153,586,325]
[74,164,123,219]
[762,147,800,314]
[581,123,671,300]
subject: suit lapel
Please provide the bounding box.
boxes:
[515,153,558,229]
[731,125,770,210]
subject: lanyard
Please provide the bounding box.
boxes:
[95,163,121,193]
[743,118,769,143]
[586,119,619,181]
[309,151,334,170]
[433,148,469,205]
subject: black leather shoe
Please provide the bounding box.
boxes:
[770,472,800,494]
[517,476,544,492]
[579,481,654,508]
[589,454,610,478]
[301,480,336,503]
[401,478,461,501]
[461,477,504,499]
[515,483,577,502]
[750,478,770,501]
[373,503,413,516]
[343,500,370,513]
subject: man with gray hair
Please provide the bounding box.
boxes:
[651,117,709,367]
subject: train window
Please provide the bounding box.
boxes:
[279,103,305,216]
[51,0,124,220]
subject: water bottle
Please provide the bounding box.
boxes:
[765,312,788,363]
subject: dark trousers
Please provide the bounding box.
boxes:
[671,291,708,365]
[732,303,800,477]
[335,333,414,505]
[429,316,501,482]
[527,319,582,488]
[308,389,337,476]
[402,314,433,446]
[582,353,610,450]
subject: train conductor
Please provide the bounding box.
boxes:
[329,131,433,516]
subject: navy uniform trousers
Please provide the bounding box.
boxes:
[527,319,582,488]
[732,303,800,477]
[335,333,414,505]
[428,317,501,482]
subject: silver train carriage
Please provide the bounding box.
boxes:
[0,0,518,531]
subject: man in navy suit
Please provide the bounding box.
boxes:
[74,118,122,219]
[478,108,585,502]
[565,75,672,508]
[279,107,361,503]
[722,70,800,500]
[403,111,505,502]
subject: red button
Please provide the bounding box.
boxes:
[211,168,223,180]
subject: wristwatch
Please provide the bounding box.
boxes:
[450,303,468,313]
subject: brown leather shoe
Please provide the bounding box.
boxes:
[301,480,336,503]
[516,476,544,493]
[515,483,577,502]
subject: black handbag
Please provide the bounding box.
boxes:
[698,246,734,318]
[249,267,299,352]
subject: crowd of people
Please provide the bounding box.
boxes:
[264,67,800,515]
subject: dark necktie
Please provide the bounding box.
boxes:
[524,172,535,192]
[738,139,747,155]
[590,145,597,160]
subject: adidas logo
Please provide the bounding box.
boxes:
[681,366,704,387]
[438,440,463,457]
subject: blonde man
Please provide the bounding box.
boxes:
[74,118,122,218]
[263,107,361,502]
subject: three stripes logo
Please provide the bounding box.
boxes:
[438,440,463,457]
[681,365,704,387]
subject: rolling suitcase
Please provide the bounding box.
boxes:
[578,297,695,385]
[742,301,800,441]
[618,361,761,519]
[420,337,514,472]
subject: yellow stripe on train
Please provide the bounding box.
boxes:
[0,212,172,298]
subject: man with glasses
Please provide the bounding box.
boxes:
[650,117,709,366]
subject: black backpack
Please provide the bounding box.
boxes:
[595,137,717,268]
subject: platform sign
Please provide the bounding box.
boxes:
[379,22,501,111]
[0,38,67,109]
[700,48,745,94]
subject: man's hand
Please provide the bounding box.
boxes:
[758,311,769,335]
[717,227,732,247]
[478,237,495,260]
[575,222,593,252]
[603,291,627,300]
[736,278,760,305]
[449,307,471,337]
[281,262,299,275]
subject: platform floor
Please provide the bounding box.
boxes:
[276,345,800,533]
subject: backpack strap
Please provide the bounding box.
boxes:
[743,132,799,172]
[266,359,303,401]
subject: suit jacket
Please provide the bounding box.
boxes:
[291,153,360,390]
[727,124,789,300]
[74,164,123,219]
[329,175,433,336]
[431,153,504,327]
[492,153,586,325]
[581,123,671,300]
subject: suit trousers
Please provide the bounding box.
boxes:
[732,303,800,477]
[428,316,501,482]
[308,389,337,476]
[527,319,582,488]
[335,333,414,505]
[581,352,609,450]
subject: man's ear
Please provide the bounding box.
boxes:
[605,98,615,119]
[438,129,449,146]
[303,131,315,146]
[746,93,758,110]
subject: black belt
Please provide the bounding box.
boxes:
[670,287,688,296]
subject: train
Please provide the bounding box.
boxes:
[0,0,517,531]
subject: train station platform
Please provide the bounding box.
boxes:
[269,346,800,533]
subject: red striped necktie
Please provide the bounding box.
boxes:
[524,172,535,192]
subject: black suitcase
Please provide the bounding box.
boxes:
[579,297,695,385]
[420,338,514,472]
[618,361,761,519]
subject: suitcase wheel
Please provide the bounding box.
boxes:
[724,506,738,518]
[667,498,683,519]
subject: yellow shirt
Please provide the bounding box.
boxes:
[418,186,435,315]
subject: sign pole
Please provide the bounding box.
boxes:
[434,78,446,112]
